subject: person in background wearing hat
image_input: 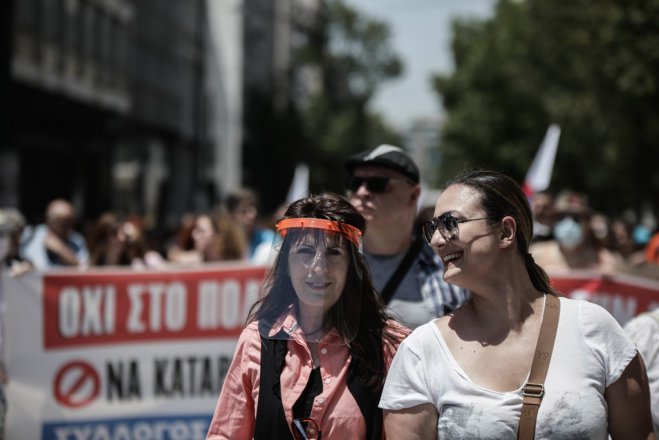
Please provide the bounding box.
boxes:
[529,190,621,274]
[21,198,89,270]
[344,144,469,329]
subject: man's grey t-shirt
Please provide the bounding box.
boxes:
[364,251,435,329]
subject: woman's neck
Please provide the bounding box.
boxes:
[467,255,545,331]
[297,306,325,339]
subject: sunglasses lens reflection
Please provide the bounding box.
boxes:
[423,215,458,243]
[422,221,435,243]
[441,214,458,231]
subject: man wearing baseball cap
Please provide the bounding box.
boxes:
[345,144,468,329]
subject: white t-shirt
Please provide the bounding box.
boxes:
[624,309,659,435]
[380,297,637,439]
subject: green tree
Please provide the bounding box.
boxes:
[242,0,402,212]
[294,0,403,194]
[434,0,659,215]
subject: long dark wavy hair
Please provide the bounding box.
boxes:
[444,169,560,296]
[247,192,402,389]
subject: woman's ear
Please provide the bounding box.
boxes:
[499,216,516,249]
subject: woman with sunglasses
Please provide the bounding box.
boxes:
[207,192,409,440]
[379,170,654,439]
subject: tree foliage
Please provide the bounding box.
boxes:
[243,0,402,212]
[293,0,403,195]
[434,0,659,215]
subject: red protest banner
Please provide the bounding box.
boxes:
[548,270,659,325]
[42,265,267,349]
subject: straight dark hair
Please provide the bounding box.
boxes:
[247,192,403,389]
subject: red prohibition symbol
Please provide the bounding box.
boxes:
[53,360,101,408]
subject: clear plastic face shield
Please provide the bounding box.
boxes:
[258,218,364,345]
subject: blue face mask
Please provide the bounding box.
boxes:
[553,216,584,248]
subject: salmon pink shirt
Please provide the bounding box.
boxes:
[206,316,408,440]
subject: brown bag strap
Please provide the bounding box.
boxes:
[517,294,560,440]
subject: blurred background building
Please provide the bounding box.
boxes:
[404,117,443,188]
[1,0,471,232]
[2,0,247,232]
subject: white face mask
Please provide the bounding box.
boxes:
[0,235,9,261]
[553,216,584,249]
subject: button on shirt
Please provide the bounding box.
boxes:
[206,315,408,440]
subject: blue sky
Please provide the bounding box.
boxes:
[345,0,496,130]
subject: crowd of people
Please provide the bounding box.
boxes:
[1,166,657,280]
[1,145,658,439]
[528,189,656,275]
[206,147,656,439]
[381,170,652,439]
[0,187,277,278]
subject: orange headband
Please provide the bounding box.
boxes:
[276,218,362,247]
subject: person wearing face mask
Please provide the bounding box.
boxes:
[529,190,621,274]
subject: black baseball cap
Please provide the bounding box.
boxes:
[344,144,420,183]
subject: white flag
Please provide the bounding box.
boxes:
[286,164,309,204]
[523,124,561,197]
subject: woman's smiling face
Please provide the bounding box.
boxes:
[432,184,499,285]
[287,230,349,312]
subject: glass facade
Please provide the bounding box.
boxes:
[7,0,209,226]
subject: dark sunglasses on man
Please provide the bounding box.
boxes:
[346,176,409,193]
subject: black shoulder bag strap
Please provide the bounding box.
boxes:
[254,331,291,440]
[255,332,381,440]
[380,236,423,305]
[346,354,382,440]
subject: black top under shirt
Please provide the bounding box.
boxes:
[255,333,383,440]
[292,367,323,419]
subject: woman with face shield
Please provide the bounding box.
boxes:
[206,192,410,440]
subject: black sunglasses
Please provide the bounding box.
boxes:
[291,418,322,440]
[422,213,495,243]
[346,176,408,193]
